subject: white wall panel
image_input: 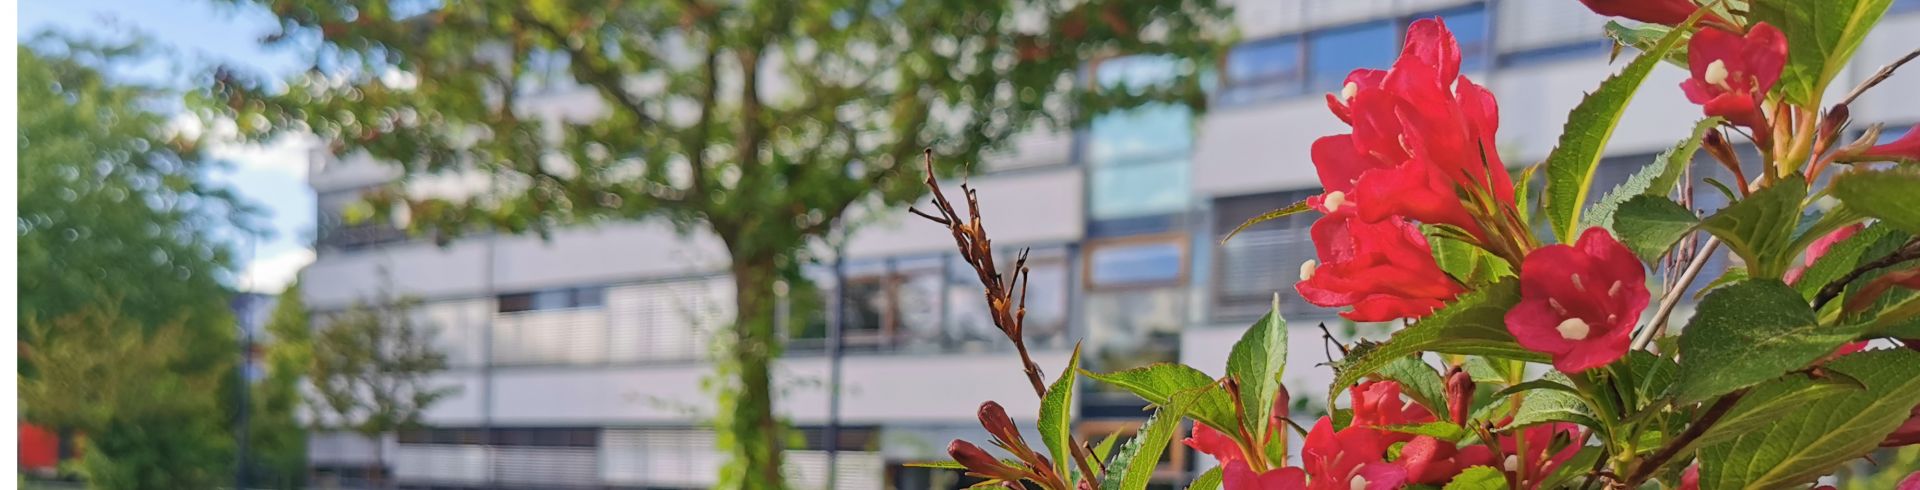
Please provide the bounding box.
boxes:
[489,222,729,293]
[393,444,490,485]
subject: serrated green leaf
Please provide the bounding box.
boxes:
[1750,0,1895,106]
[1186,467,1223,490]
[1443,466,1509,490]
[1604,21,1690,67]
[1830,168,1920,234]
[1092,429,1123,466]
[1228,297,1287,443]
[1514,164,1540,227]
[1375,357,1448,419]
[1674,279,1854,404]
[1695,266,1748,301]
[1793,223,1910,301]
[1493,379,1580,400]
[1222,199,1313,243]
[1695,373,1860,449]
[1544,13,1696,243]
[1586,117,1720,232]
[1084,364,1236,436]
[903,460,969,470]
[1100,398,1193,490]
[1504,374,1600,431]
[1612,195,1700,262]
[1697,349,1920,489]
[1429,227,1513,286]
[1331,280,1547,399]
[1379,421,1471,442]
[1701,175,1809,279]
[1039,343,1081,479]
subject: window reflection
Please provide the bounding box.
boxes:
[1221,36,1305,104]
[1082,235,1187,399]
[1307,21,1399,94]
[793,247,1071,355]
[1089,55,1193,221]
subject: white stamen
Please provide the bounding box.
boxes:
[1549,298,1567,315]
[1503,455,1520,472]
[1341,81,1358,102]
[1704,60,1730,88]
[1570,273,1586,292]
[1301,260,1319,281]
[1556,317,1592,341]
[1608,280,1623,298]
[1350,476,1369,490]
[1323,191,1347,212]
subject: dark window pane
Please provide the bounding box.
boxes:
[1308,21,1399,93]
[573,286,606,308]
[1221,36,1303,103]
[1427,6,1490,72]
[894,257,947,353]
[1088,241,1183,287]
[498,293,534,313]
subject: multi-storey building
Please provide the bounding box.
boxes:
[299,1,1920,488]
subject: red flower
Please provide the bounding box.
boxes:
[1301,417,1408,490]
[1576,0,1706,25]
[1899,471,1920,490]
[1858,127,1920,163]
[1507,228,1650,373]
[1786,223,1864,284]
[1679,464,1700,490]
[1296,206,1464,322]
[1398,436,1498,485]
[1882,402,1920,448]
[1184,423,1244,466]
[1498,422,1584,489]
[1225,462,1309,490]
[1315,18,1514,242]
[1680,23,1787,134]
[1351,380,1437,445]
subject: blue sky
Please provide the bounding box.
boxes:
[22,0,318,293]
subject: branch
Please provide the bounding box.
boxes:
[1812,237,1920,310]
[1632,236,1723,350]
[511,9,659,130]
[1625,391,1745,486]
[1838,47,1920,108]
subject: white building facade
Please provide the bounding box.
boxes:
[300,1,1920,488]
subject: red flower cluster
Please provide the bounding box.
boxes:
[1297,18,1526,322]
[1680,23,1788,136]
[1507,228,1651,373]
[1577,0,1706,25]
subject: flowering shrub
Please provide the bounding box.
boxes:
[914,1,1920,488]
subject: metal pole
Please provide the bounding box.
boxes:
[824,240,847,489]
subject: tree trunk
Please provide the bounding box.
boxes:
[729,258,786,489]
[370,432,386,490]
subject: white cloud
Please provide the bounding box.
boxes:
[240,248,316,293]
[170,114,317,178]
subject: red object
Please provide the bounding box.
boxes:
[20,422,60,472]
[1301,417,1408,490]
[1398,436,1497,485]
[1679,464,1700,490]
[1350,380,1437,446]
[1859,126,1920,163]
[1882,402,1920,447]
[1577,0,1705,25]
[1680,23,1788,135]
[1315,18,1514,243]
[1225,462,1309,490]
[1506,228,1651,373]
[1898,470,1920,490]
[1787,224,1864,284]
[1183,422,1243,467]
[1295,206,1463,322]
[1498,422,1585,489]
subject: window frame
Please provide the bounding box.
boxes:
[1082,233,1191,292]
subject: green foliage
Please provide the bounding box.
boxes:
[1793,223,1910,301]
[1330,280,1545,399]
[1700,175,1809,279]
[1227,299,1287,441]
[1674,280,1852,405]
[1749,0,1895,106]
[1084,364,1238,437]
[1374,357,1448,420]
[1830,168,1920,234]
[1186,467,1223,490]
[1039,344,1081,479]
[1503,375,1599,431]
[1604,21,1689,67]
[1442,466,1508,490]
[1429,228,1513,286]
[1380,421,1470,443]
[1696,350,1920,489]
[1611,195,1700,262]
[249,282,314,489]
[1222,198,1312,243]
[1587,117,1721,232]
[20,306,234,489]
[1099,394,1194,490]
[1543,15,1693,243]
[307,297,455,439]
[1696,372,1859,449]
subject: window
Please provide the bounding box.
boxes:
[497,286,606,313]
[1307,20,1399,94]
[1082,235,1187,398]
[1219,36,1304,104]
[1211,191,1329,321]
[1086,238,1186,288]
[1495,0,1610,66]
[1089,56,1194,221]
[946,247,1072,352]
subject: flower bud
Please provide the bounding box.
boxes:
[947,439,1028,481]
[1444,366,1474,426]
[1820,104,1851,145]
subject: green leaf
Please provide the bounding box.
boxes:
[1697,349,1920,489]
[1429,227,1513,286]
[1099,396,1194,490]
[1186,467,1223,490]
[1793,223,1910,301]
[1830,168,1920,234]
[1442,466,1509,490]
[1493,379,1580,400]
[1330,280,1547,398]
[902,460,969,470]
[1611,195,1700,262]
[1039,343,1081,479]
[1604,21,1690,67]
[1085,364,1236,436]
[1674,280,1853,404]
[1750,0,1896,106]
[1504,374,1600,431]
[1695,266,1748,301]
[1700,175,1809,279]
[1375,357,1449,419]
[1092,430,1123,466]
[1543,14,1695,243]
[1222,198,1313,243]
[1514,164,1540,227]
[1379,421,1471,443]
[1586,117,1720,232]
[1228,297,1287,443]
[1695,372,1860,449]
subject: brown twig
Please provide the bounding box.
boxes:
[1632,237,1723,351]
[1838,47,1920,108]
[1812,238,1920,311]
[911,149,1099,484]
[1625,391,1745,487]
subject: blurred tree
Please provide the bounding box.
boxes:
[20,305,235,489]
[247,281,316,489]
[305,296,453,489]
[211,1,1227,485]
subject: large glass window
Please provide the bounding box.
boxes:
[1087,240,1185,287]
[498,286,606,313]
[796,249,1071,354]
[946,247,1072,352]
[1307,21,1399,94]
[1220,36,1304,104]
[1082,235,1187,399]
[1089,56,1193,221]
